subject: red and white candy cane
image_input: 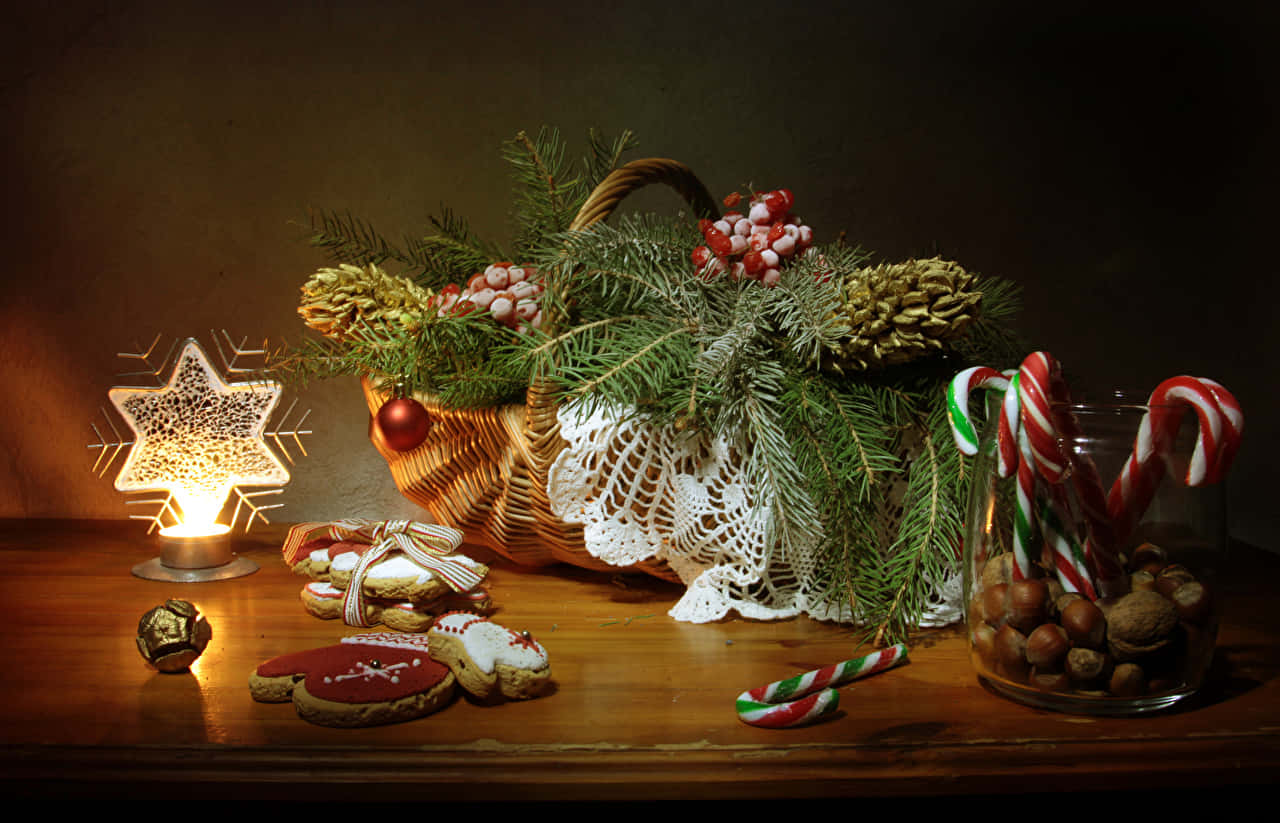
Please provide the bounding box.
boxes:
[1037,476,1098,599]
[735,644,909,729]
[1003,369,1096,595]
[1009,394,1041,582]
[1200,378,1244,485]
[1018,352,1125,596]
[1107,376,1244,545]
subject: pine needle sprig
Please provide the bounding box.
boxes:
[305,209,412,268]
[551,317,698,421]
[863,391,967,646]
[765,265,851,369]
[538,215,702,321]
[504,127,587,258]
[730,357,824,561]
[951,275,1025,367]
[781,373,899,609]
[583,128,639,193]
[403,207,506,288]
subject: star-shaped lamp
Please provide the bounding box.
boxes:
[107,337,292,581]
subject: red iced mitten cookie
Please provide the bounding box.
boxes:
[249,633,455,727]
[427,612,552,701]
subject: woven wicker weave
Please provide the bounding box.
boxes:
[362,158,719,581]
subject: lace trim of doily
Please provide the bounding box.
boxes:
[547,401,960,625]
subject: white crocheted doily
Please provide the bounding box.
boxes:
[547,401,962,625]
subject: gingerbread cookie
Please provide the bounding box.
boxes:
[427,612,553,701]
[301,581,493,633]
[327,548,489,604]
[249,633,455,727]
[290,539,368,581]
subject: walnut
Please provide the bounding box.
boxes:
[1106,591,1179,662]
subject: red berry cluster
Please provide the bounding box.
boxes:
[432,263,545,333]
[691,189,815,287]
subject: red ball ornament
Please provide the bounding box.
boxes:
[375,397,432,452]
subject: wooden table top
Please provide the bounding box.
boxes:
[1,518,1277,802]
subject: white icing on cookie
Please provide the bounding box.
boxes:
[330,551,485,583]
[304,581,343,598]
[429,613,549,674]
[341,632,434,653]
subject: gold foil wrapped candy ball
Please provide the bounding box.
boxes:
[136,599,212,672]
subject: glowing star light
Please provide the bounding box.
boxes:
[109,337,291,537]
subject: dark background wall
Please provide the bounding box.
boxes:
[3,1,1275,550]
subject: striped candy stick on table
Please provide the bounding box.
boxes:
[736,644,909,729]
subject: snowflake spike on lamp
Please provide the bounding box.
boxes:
[91,331,312,582]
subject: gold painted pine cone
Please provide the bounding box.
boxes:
[299,263,435,338]
[830,256,982,371]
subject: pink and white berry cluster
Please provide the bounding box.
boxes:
[691,189,815,287]
[433,262,545,333]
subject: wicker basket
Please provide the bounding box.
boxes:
[362,158,720,582]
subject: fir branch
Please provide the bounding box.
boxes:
[952,275,1025,367]
[504,127,585,256]
[305,209,409,267]
[867,394,965,645]
[767,266,851,368]
[562,323,693,406]
[400,205,505,286]
[583,128,639,192]
[735,359,823,560]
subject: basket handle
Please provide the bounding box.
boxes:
[569,157,719,231]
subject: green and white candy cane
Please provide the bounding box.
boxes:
[947,366,1012,456]
[736,644,909,729]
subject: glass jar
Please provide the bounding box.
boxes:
[962,393,1228,714]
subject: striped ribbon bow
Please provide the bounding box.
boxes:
[282,519,482,627]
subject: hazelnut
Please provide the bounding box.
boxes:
[971,622,999,670]
[1129,570,1157,592]
[1170,581,1211,625]
[1060,599,1107,650]
[1065,647,1112,686]
[981,583,1009,626]
[1046,580,1066,615]
[1109,662,1147,697]
[1030,670,1072,692]
[1128,542,1167,573]
[1155,565,1196,597]
[1006,579,1050,634]
[994,624,1030,682]
[1055,591,1085,615]
[981,553,1014,590]
[1026,623,1070,672]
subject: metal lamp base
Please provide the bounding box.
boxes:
[131,528,258,582]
